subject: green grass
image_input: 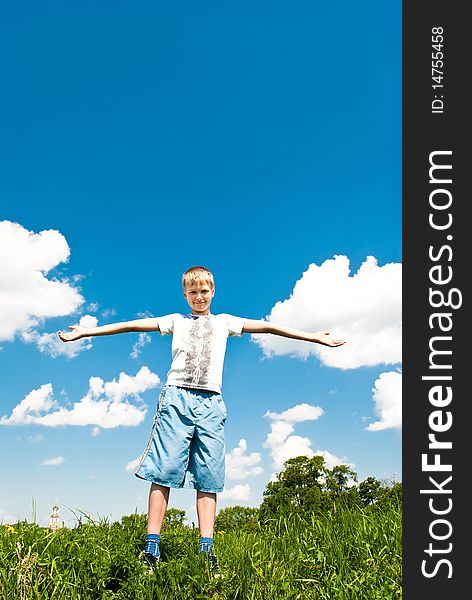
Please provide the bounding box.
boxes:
[1,506,401,599]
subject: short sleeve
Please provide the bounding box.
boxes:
[225,314,245,337]
[156,314,177,335]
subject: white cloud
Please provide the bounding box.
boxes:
[103,366,160,404]
[262,403,352,482]
[130,333,151,359]
[89,377,104,399]
[252,255,401,369]
[265,403,324,424]
[0,508,19,524]
[42,456,65,466]
[28,434,44,443]
[21,315,98,358]
[263,403,324,470]
[268,433,314,471]
[313,449,354,471]
[0,367,160,429]
[367,371,402,431]
[0,384,56,425]
[125,457,141,473]
[0,221,84,342]
[78,315,98,328]
[219,484,251,501]
[225,439,263,481]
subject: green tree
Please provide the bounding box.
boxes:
[258,455,365,519]
[324,464,359,511]
[162,508,187,530]
[120,512,147,531]
[259,455,327,519]
[377,480,402,509]
[358,476,383,506]
[324,465,357,494]
[215,505,259,532]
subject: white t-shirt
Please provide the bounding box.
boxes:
[156,313,246,394]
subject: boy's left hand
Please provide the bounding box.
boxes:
[312,331,346,347]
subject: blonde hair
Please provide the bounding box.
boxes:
[182,266,214,289]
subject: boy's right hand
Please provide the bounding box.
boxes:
[57,326,84,342]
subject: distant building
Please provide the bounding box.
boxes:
[48,499,63,531]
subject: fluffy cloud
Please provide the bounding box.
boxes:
[42,456,65,466]
[219,484,251,501]
[102,366,160,404]
[225,439,263,481]
[252,255,401,369]
[0,508,19,524]
[125,457,142,473]
[21,315,98,358]
[0,221,84,342]
[367,371,402,431]
[130,333,152,359]
[263,402,352,481]
[265,404,324,424]
[268,434,315,471]
[0,367,160,429]
[263,403,324,470]
[313,449,353,471]
[0,384,56,426]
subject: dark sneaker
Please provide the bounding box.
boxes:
[206,547,221,577]
[141,551,160,574]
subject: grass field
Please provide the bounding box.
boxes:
[1,506,401,599]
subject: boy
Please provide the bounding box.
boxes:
[58,266,345,573]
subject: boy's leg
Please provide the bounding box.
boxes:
[142,483,169,569]
[147,483,170,533]
[196,490,216,537]
[197,490,220,574]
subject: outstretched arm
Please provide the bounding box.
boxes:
[242,319,345,347]
[58,318,159,342]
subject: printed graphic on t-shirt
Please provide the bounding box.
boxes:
[178,316,213,388]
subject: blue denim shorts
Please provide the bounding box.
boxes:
[134,385,227,492]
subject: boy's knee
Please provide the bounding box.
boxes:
[150,483,170,493]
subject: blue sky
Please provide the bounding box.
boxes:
[0,1,401,527]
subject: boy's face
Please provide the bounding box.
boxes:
[183,280,214,315]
